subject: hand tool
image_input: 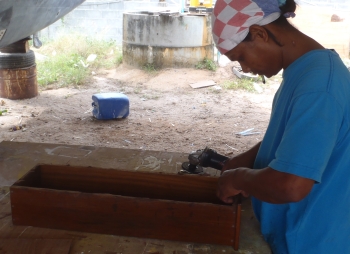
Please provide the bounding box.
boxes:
[181,147,229,174]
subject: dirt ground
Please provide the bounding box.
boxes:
[0,61,280,161]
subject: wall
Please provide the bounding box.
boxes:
[40,0,180,44]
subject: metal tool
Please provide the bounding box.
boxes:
[181,147,229,174]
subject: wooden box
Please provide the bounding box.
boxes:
[10,165,241,249]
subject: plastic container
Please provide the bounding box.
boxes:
[92,93,129,120]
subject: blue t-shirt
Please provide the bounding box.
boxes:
[252,49,350,254]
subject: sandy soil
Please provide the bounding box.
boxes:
[0,62,280,160]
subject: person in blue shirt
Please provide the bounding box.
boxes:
[212,0,350,253]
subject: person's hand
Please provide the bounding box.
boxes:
[217,169,249,204]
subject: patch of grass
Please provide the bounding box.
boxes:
[0,109,7,116]
[115,55,123,66]
[143,63,157,74]
[195,58,217,71]
[36,34,122,88]
[37,53,89,87]
[133,86,143,94]
[222,78,256,92]
[143,94,160,100]
[210,87,222,94]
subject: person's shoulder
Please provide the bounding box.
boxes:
[286,49,350,94]
[300,49,348,76]
[297,49,335,71]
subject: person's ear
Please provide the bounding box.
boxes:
[249,25,269,42]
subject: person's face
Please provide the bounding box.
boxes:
[224,32,283,78]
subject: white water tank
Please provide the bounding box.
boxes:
[123,12,214,68]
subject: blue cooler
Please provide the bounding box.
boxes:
[92,93,129,120]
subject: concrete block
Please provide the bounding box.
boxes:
[74,9,104,19]
[84,3,111,11]
[74,4,94,10]
[105,19,122,28]
[101,10,121,19]
[113,34,123,44]
[124,2,162,11]
[76,18,96,28]
[108,2,124,10]
[62,17,83,27]
[74,1,110,10]
[105,28,122,41]
[70,27,94,37]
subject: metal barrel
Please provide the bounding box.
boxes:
[0,64,38,100]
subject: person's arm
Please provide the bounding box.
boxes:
[222,142,261,171]
[217,166,314,204]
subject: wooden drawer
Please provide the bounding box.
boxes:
[10,164,241,249]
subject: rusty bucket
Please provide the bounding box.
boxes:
[0,64,38,100]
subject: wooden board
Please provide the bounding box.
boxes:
[10,164,241,249]
[189,80,216,89]
[0,239,72,254]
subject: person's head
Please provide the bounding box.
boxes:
[212,0,297,77]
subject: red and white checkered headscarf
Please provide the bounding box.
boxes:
[212,0,281,54]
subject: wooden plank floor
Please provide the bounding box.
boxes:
[0,141,271,254]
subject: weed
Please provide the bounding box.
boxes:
[115,55,123,65]
[143,94,160,100]
[222,78,256,92]
[37,53,89,87]
[35,34,122,88]
[133,87,142,94]
[195,58,217,71]
[0,109,7,116]
[64,93,73,99]
[143,63,157,74]
[210,87,222,94]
